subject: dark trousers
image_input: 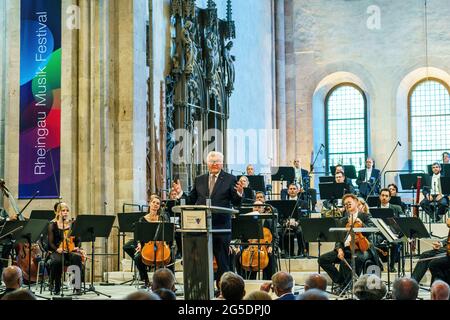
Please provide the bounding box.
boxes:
[134,249,175,283]
[411,248,445,283]
[420,197,448,221]
[213,234,231,284]
[318,248,365,286]
[280,228,306,256]
[429,256,450,284]
[123,239,137,260]
[49,252,83,292]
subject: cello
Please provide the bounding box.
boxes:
[240,227,272,272]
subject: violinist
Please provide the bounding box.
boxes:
[133,194,172,288]
[318,194,377,293]
[47,202,84,295]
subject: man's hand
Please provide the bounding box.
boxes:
[172,180,182,194]
[260,282,271,292]
[432,241,442,250]
[337,248,345,260]
[234,180,244,195]
[135,243,142,253]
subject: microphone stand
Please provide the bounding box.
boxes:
[307,144,324,212]
[365,142,401,202]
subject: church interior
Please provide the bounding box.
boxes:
[0,0,449,302]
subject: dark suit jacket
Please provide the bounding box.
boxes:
[277,292,296,300]
[188,170,242,229]
[356,168,381,195]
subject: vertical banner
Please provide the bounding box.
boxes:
[19,0,61,198]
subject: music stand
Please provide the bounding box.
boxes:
[399,173,430,218]
[318,183,346,204]
[393,217,430,277]
[271,166,295,184]
[16,219,49,293]
[330,165,357,179]
[297,218,342,273]
[29,210,55,221]
[70,215,115,298]
[389,196,402,207]
[319,176,334,183]
[369,208,395,220]
[117,212,145,284]
[266,200,298,221]
[247,175,265,192]
[367,196,380,208]
[232,215,266,280]
[134,222,175,270]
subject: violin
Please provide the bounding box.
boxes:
[58,229,86,263]
[240,227,272,272]
[346,219,370,252]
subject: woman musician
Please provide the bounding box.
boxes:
[133,194,173,288]
[47,202,84,295]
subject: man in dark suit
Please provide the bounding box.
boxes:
[260,271,296,300]
[356,157,381,197]
[175,151,243,284]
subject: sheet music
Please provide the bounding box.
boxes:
[371,218,399,243]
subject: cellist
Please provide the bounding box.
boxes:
[133,194,172,288]
[47,202,84,295]
[318,194,377,294]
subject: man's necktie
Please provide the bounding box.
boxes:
[209,175,216,195]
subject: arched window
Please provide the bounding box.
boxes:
[325,84,368,172]
[409,79,450,171]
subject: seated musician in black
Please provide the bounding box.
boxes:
[420,162,449,223]
[413,218,450,285]
[323,171,355,211]
[47,202,84,295]
[234,200,278,281]
[133,194,172,288]
[318,194,378,293]
[280,183,307,257]
[387,183,407,214]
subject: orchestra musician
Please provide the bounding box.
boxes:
[47,202,84,295]
[132,194,172,288]
[443,152,450,164]
[234,200,278,280]
[356,157,381,197]
[387,183,407,214]
[428,218,450,285]
[239,175,255,204]
[322,171,355,213]
[173,151,243,287]
[420,162,448,223]
[318,194,379,293]
[280,183,307,257]
[246,164,255,176]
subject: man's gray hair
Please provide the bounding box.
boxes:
[207,151,224,163]
[272,271,294,291]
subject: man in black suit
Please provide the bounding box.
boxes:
[175,151,243,284]
[420,162,448,222]
[356,157,381,197]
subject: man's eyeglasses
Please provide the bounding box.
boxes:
[208,161,223,165]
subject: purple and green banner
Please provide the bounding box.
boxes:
[19,0,61,198]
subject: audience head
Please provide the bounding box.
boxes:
[304,273,327,292]
[272,271,294,297]
[297,288,328,300]
[152,268,176,292]
[219,272,246,300]
[354,274,387,300]
[124,290,160,300]
[246,164,255,176]
[392,277,419,300]
[431,280,450,300]
[207,151,224,175]
[2,266,23,289]
[244,290,272,300]
[1,288,36,300]
[153,288,177,300]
